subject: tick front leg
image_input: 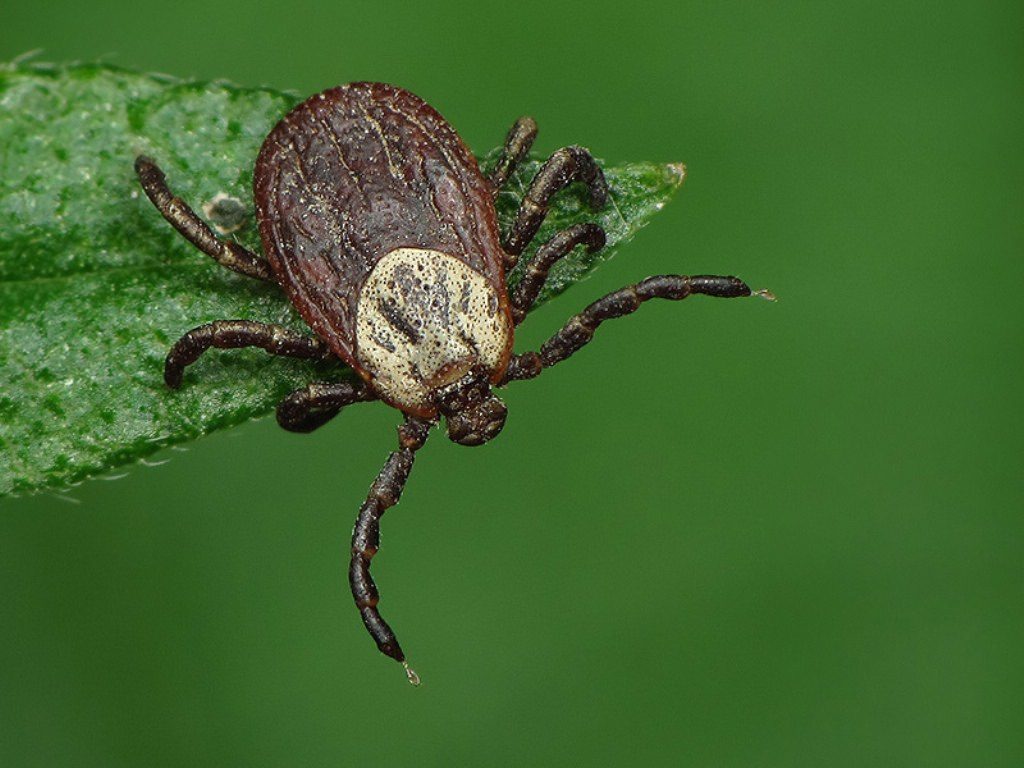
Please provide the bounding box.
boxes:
[509,223,606,325]
[135,156,275,282]
[503,275,773,382]
[276,380,378,433]
[487,116,537,196]
[350,417,432,685]
[164,320,333,388]
[502,145,609,264]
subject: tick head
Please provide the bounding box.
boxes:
[434,367,507,446]
[445,394,507,446]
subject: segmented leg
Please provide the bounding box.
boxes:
[350,417,432,685]
[509,223,606,324]
[276,380,378,433]
[502,145,609,264]
[164,320,333,388]
[135,155,275,282]
[502,275,773,382]
[487,116,538,195]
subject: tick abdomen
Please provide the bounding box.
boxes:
[355,248,512,416]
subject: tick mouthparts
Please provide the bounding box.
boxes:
[403,661,421,687]
[753,288,777,302]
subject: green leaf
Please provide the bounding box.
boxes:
[0,61,687,497]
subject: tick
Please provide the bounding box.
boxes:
[135,82,771,684]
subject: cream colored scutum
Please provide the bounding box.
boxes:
[355,248,510,413]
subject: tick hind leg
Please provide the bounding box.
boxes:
[164,320,333,388]
[502,145,609,264]
[276,380,377,433]
[503,275,774,382]
[135,156,275,282]
[350,417,432,685]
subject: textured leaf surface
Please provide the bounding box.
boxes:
[0,62,687,497]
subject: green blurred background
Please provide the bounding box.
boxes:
[1,1,1021,765]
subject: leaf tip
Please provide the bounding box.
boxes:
[665,162,687,186]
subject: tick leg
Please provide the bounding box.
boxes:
[509,223,606,325]
[487,116,537,196]
[276,380,378,433]
[350,417,432,685]
[502,275,772,382]
[164,320,333,388]
[502,145,609,265]
[135,155,275,282]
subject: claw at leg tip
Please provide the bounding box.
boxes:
[403,661,421,687]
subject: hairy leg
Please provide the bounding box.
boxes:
[509,223,606,324]
[487,116,538,195]
[502,145,609,264]
[135,155,275,282]
[164,320,332,388]
[503,275,773,382]
[276,380,378,433]
[349,417,433,685]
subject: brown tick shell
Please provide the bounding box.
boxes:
[253,82,514,417]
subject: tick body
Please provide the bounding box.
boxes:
[136,82,770,684]
[254,85,514,421]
